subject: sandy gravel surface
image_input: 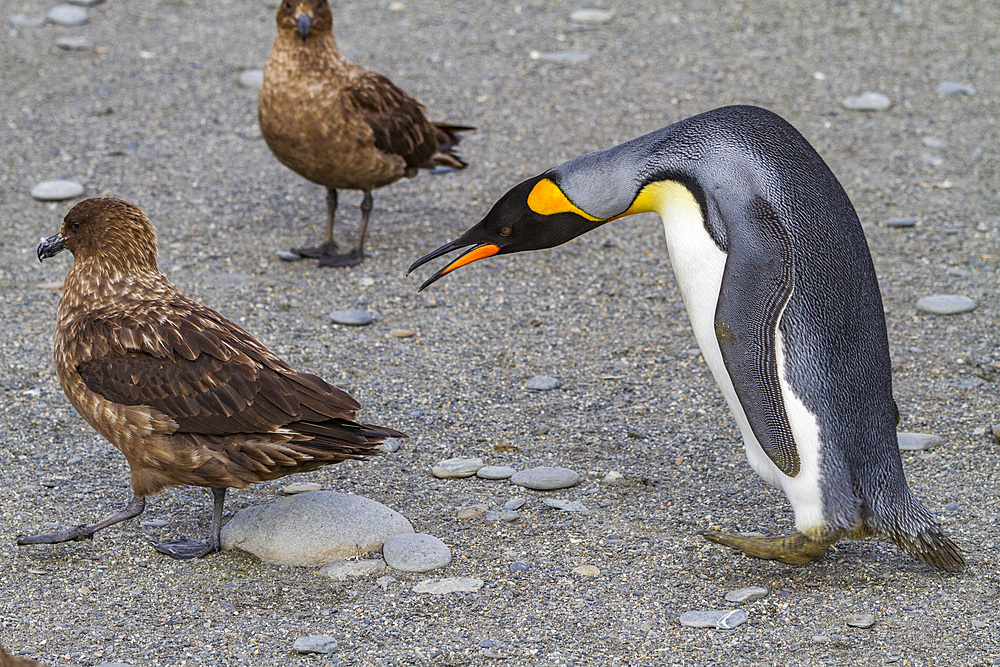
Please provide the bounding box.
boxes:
[1,0,997,664]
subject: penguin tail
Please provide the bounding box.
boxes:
[871,492,965,572]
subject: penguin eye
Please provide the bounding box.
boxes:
[499,226,512,237]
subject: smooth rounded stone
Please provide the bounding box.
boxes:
[477,465,516,480]
[510,466,580,490]
[525,375,561,391]
[31,179,84,201]
[293,635,338,655]
[570,9,614,24]
[140,519,168,528]
[898,432,943,451]
[9,14,46,28]
[412,577,483,595]
[885,217,917,228]
[275,249,300,261]
[936,81,975,96]
[499,510,520,522]
[46,5,89,26]
[572,564,600,576]
[382,533,451,572]
[916,294,976,315]
[389,328,414,338]
[922,152,944,166]
[56,36,94,51]
[281,481,322,495]
[543,498,589,513]
[922,136,947,149]
[725,586,768,603]
[379,437,402,453]
[66,0,105,6]
[238,69,264,89]
[220,490,413,566]
[812,635,830,643]
[329,309,374,326]
[503,497,526,511]
[679,609,748,630]
[842,92,892,111]
[603,470,624,485]
[376,575,397,590]
[846,613,876,629]
[456,504,488,520]
[431,456,484,478]
[319,559,385,580]
[529,50,590,63]
[509,561,530,572]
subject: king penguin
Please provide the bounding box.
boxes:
[408,105,964,571]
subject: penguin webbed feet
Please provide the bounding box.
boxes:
[698,529,835,566]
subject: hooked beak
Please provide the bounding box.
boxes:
[407,239,500,292]
[37,234,68,262]
[295,12,313,40]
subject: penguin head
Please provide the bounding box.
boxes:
[408,174,606,291]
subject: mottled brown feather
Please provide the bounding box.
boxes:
[0,643,46,667]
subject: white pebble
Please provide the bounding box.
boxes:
[842,92,892,111]
[31,180,84,201]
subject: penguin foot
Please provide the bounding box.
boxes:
[698,530,834,566]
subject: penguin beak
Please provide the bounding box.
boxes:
[295,12,313,40]
[407,239,500,292]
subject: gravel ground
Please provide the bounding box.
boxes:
[1,1,998,665]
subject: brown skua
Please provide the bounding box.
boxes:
[0,643,46,667]
[21,198,403,559]
[258,0,473,267]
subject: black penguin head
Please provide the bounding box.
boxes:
[408,174,605,291]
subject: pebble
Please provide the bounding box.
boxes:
[679,609,748,629]
[602,470,624,484]
[31,179,84,201]
[916,294,976,315]
[842,92,892,111]
[572,564,600,576]
[510,466,580,490]
[379,437,402,453]
[46,5,89,26]
[432,457,484,478]
[936,81,975,96]
[329,309,374,326]
[477,465,516,480]
[293,635,338,655]
[543,498,589,512]
[389,328,414,338]
[220,490,413,566]
[376,575,397,590]
[412,577,484,595]
[140,519,168,528]
[318,559,385,580]
[725,586,769,603]
[503,497,526,511]
[281,481,322,495]
[9,14,46,28]
[898,432,943,451]
[238,69,264,89]
[499,510,520,522]
[885,217,917,228]
[55,36,94,51]
[509,561,530,572]
[570,9,614,24]
[66,0,105,6]
[275,249,300,261]
[95,664,130,667]
[525,375,561,391]
[382,533,452,572]
[529,50,590,63]
[812,635,830,643]
[846,613,876,629]
[457,504,488,520]
[922,136,947,149]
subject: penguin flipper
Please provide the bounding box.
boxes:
[714,198,800,476]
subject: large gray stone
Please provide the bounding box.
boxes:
[31,179,84,201]
[679,609,748,629]
[221,490,413,566]
[293,635,338,654]
[511,466,580,490]
[725,586,768,603]
[432,457,483,478]
[46,5,89,26]
[382,533,452,572]
[916,294,976,315]
[898,432,943,451]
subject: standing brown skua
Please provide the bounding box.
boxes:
[21,198,404,559]
[258,0,473,267]
[0,643,46,667]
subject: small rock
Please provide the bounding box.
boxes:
[970,619,987,629]
[140,519,168,528]
[525,375,561,391]
[379,438,402,453]
[842,92,892,111]
[812,635,830,643]
[885,217,917,228]
[276,249,300,261]
[412,577,483,595]
[572,564,600,576]
[602,470,624,484]
[238,69,264,89]
[510,466,580,491]
[56,36,94,51]
[432,457,484,478]
[570,9,614,24]
[847,613,876,629]
[921,136,947,149]
[725,586,768,603]
[9,14,46,28]
[898,432,943,451]
[281,481,322,495]
[529,50,590,63]
[329,309,374,326]
[916,294,976,315]
[94,664,130,667]
[382,533,451,572]
[46,5,89,26]
[508,561,530,572]
[945,502,960,511]
[936,81,975,96]
[376,575,397,590]
[389,328,414,338]
[542,498,589,513]
[499,510,520,522]
[457,504,488,520]
[318,559,385,580]
[502,497,526,511]
[679,609,748,629]
[66,0,105,6]
[922,153,944,166]
[31,179,84,201]
[293,635,338,655]
[477,465,516,480]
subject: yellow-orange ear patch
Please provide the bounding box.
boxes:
[526,178,602,221]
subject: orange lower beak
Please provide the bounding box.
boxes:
[410,243,500,292]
